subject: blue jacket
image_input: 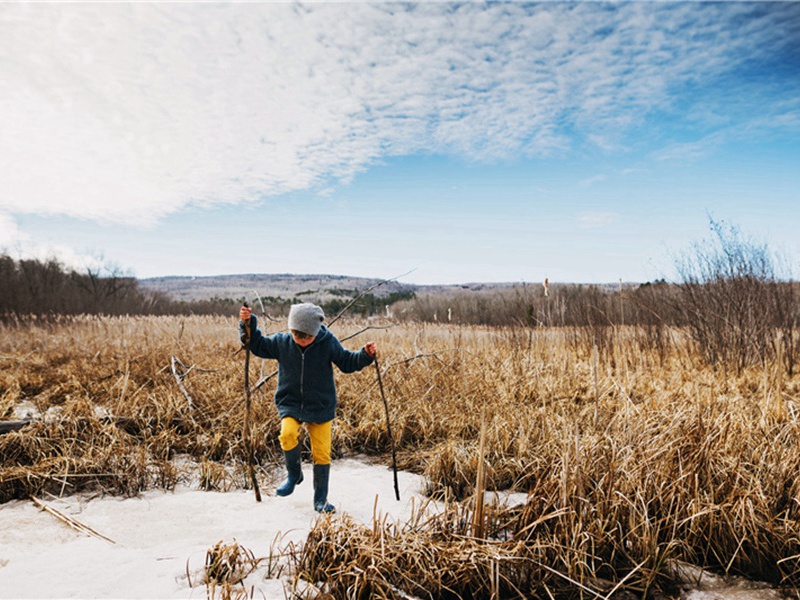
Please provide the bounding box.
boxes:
[242,315,374,423]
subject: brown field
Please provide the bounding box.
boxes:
[2,315,799,598]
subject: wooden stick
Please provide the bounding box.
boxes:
[170,356,195,409]
[252,369,278,393]
[339,324,397,343]
[31,497,115,544]
[374,358,400,501]
[242,304,262,502]
[0,419,32,435]
[327,269,415,328]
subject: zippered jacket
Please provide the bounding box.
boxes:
[242,315,374,423]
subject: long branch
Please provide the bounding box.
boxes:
[339,324,397,342]
[327,269,415,328]
[170,356,195,410]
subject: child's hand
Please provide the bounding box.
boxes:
[364,342,377,358]
[239,306,252,322]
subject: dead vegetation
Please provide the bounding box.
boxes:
[2,314,800,597]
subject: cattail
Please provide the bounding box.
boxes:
[543,277,550,297]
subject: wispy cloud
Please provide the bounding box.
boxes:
[653,96,800,163]
[0,2,797,225]
[578,174,608,188]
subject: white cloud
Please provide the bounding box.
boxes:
[0,2,796,225]
[0,212,26,247]
[0,211,105,272]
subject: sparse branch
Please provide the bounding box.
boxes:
[386,350,456,368]
[251,289,279,322]
[339,324,398,342]
[252,369,278,393]
[327,269,415,328]
[170,355,195,409]
[32,497,116,544]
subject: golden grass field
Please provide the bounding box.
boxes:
[2,315,799,599]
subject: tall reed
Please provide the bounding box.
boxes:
[2,316,799,595]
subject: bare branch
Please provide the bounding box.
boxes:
[251,289,279,322]
[327,269,415,328]
[32,497,116,544]
[385,348,461,368]
[170,355,195,410]
[252,369,278,393]
[339,324,398,343]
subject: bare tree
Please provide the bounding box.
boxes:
[673,219,797,374]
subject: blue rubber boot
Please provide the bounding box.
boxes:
[275,445,303,497]
[313,464,335,513]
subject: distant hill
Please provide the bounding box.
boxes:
[139,273,395,303]
[137,273,527,303]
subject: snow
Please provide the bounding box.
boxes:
[671,562,785,600]
[0,457,783,600]
[0,458,430,599]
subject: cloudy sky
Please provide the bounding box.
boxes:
[1,2,798,285]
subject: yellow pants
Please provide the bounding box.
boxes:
[278,417,332,465]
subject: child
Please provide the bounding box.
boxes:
[239,303,377,513]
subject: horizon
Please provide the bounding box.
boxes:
[2,2,799,286]
[136,271,645,288]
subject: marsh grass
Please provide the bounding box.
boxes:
[2,316,800,596]
[205,540,259,600]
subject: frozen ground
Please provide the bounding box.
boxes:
[0,458,431,599]
[0,458,784,600]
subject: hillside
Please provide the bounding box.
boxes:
[137,273,526,303]
[139,273,402,303]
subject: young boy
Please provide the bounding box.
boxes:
[239,303,377,513]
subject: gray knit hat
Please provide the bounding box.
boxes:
[288,303,325,337]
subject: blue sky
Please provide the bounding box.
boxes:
[1,2,798,285]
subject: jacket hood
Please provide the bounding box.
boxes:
[308,325,331,346]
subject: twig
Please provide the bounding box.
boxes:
[356,349,464,402]
[601,559,648,600]
[386,349,462,368]
[0,419,32,435]
[530,560,605,600]
[250,289,279,322]
[327,269,415,328]
[252,369,278,393]
[170,356,195,409]
[339,324,398,343]
[31,497,116,544]
[374,359,400,501]
[182,365,221,375]
[242,303,262,502]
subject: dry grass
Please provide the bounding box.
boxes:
[2,315,800,597]
[204,540,259,600]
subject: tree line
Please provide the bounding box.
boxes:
[0,254,412,319]
[0,254,237,318]
[393,221,799,374]
[2,220,797,373]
